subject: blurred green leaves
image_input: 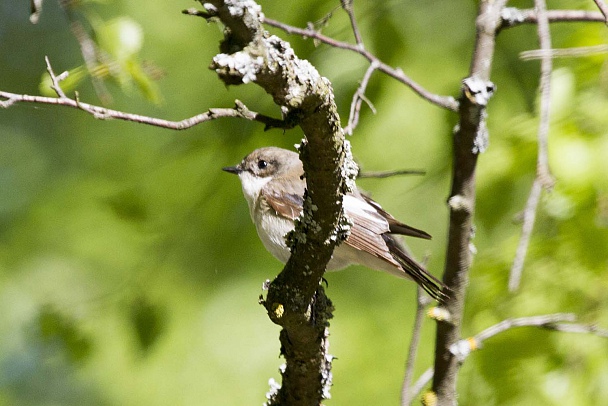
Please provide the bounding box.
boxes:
[1,1,608,405]
[37,3,161,104]
[37,306,93,363]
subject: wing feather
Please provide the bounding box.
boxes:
[261,179,305,220]
[361,194,431,240]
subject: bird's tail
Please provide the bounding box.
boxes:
[383,235,448,303]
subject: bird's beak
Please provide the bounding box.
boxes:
[222,165,242,175]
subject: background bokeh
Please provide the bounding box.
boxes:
[1,1,607,405]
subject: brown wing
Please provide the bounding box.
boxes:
[361,194,431,240]
[261,179,305,220]
[343,194,402,268]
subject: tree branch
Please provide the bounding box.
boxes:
[0,56,292,130]
[449,313,608,362]
[592,0,608,22]
[431,1,504,404]
[520,44,608,60]
[509,0,555,292]
[340,0,363,47]
[500,8,606,29]
[262,17,458,112]
[0,89,291,130]
[344,61,378,135]
[401,285,432,406]
[199,1,353,404]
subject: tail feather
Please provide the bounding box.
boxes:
[382,235,448,302]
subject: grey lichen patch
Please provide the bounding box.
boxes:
[472,110,489,154]
[225,0,263,18]
[264,377,281,406]
[263,35,325,109]
[320,328,334,400]
[340,139,358,193]
[212,51,264,84]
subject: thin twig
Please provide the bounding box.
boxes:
[535,0,555,186]
[401,285,432,406]
[358,169,426,179]
[592,0,608,22]
[0,90,292,130]
[344,61,378,135]
[448,313,608,362]
[509,0,554,292]
[409,367,434,402]
[509,178,542,291]
[262,17,458,112]
[44,56,67,99]
[520,44,608,60]
[3,58,292,129]
[475,314,575,343]
[500,8,606,29]
[547,323,608,337]
[340,0,363,47]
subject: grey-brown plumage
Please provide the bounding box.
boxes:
[223,147,447,302]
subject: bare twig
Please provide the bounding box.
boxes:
[358,169,426,179]
[520,44,608,60]
[0,89,292,130]
[44,56,67,99]
[547,323,608,337]
[431,313,608,391]
[262,17,458,112]
[401,285,432,406]
[340,0,363,47]
[344,61,378,135]
[500,8,606,29]
[448,313,608,362]
[409,367,434,403]
[475,314,575,343]
[592,0,608,22]
[509,0,555,292]
[3,58,292,130]
[509,178,542,291]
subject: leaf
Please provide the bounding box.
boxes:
[38,66,87,97]
[37,306,93,363]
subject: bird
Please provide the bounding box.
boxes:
[223,147,446,301]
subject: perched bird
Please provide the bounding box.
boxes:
[223,147,446,301]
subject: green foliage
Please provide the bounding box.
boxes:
[1,1,607,405]
[37,305,93,363]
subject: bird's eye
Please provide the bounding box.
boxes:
[257,159,268,170]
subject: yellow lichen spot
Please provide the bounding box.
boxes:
[467,336,479,351]
[273,303,284,318]
[422,390,437,406]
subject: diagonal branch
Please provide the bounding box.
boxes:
[340,0,363,47]
[262,17,458,112]
[592,0,608,22]
[344,61,378,135]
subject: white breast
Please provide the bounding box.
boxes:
[238,171,294,263]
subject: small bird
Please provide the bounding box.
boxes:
[223,147,446,301]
